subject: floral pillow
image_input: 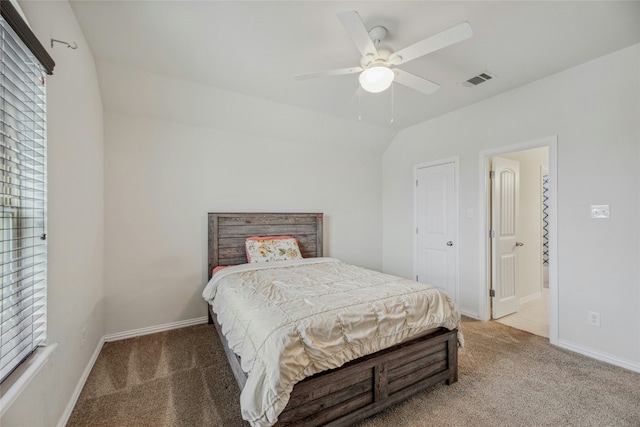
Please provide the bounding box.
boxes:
[245,236,302,263]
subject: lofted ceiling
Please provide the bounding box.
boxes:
[69,1,640,130]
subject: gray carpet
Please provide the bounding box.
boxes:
[67,318,640,426]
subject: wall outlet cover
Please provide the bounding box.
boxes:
[588,311,601,327]
[590,205,610,219]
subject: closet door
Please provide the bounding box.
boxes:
[415,161,458,301]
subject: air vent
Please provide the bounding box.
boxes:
[462,71,496,88]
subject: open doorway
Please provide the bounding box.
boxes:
[481,136,558,344]
[491,148,549,337]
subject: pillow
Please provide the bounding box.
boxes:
[211,265,230,277]
[245,236,302,263]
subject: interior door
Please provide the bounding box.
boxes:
[491,157,520,319]
[416,162,457,301]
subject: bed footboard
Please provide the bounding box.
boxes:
[275,327,458,426]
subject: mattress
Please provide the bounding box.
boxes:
[202,257,461,427]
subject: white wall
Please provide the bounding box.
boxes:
[102,64,385,335]
[383,44,640,366]
[501,147,548,300]
[1,1,104,426]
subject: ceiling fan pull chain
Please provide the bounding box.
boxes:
[390,82,395,124]
[358,86,362,121]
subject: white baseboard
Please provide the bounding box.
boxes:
[57,316,209,427]
[460,309,480,320]
[520,291,542,305]
[558,339,640,373]
[57,337,104,427]
[104,316,208,342]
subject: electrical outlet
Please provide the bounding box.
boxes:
[590,205,610,219]
[588,311,601,327]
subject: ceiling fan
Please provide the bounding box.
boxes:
[295,11,472,95]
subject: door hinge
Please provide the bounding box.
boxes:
[416,227,418,234]
[489,229,495,238]
[489,170,495,179]
[416,275,419,281]
[416,179,419,187]
[490,289,495,297]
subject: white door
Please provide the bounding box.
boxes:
[415,162,457,301]
[491,157,521,319]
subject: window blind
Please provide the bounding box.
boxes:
[0,14,47,383]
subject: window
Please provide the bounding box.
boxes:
[0,1,54,384]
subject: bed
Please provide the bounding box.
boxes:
[205,212,460,427]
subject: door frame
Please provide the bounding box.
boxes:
[413,157,460,304]
[479,136,558,345]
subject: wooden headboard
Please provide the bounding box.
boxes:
[208,212,323,278]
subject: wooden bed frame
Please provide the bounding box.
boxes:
[207,212,458,426]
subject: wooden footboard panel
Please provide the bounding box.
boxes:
[276,327,458,427]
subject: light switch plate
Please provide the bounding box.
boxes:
[590,204,610,219]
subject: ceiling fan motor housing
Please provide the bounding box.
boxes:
[368,26,387,45]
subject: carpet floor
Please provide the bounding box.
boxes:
[67,317,640,426]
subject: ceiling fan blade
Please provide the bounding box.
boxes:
[337,11,378,58]
[394,69,440,95]
[390,22,472,65]
[294,66,363,80]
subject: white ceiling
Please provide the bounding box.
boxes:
[69,1,640,130]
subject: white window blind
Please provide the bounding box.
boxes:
[0,14,47,383]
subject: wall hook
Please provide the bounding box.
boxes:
[51,39,77,49]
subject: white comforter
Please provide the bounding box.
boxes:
[202,258,461,427]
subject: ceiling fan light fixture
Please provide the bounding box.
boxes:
[359,66,394,93]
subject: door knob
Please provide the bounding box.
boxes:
[446,241,453,246]
[515,242,524,247]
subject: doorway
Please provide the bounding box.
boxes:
[492,148,549,337]
[481,136,558,344]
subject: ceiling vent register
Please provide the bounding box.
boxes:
[463,72,495,87]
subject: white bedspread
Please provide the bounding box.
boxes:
[202,258,461,427]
